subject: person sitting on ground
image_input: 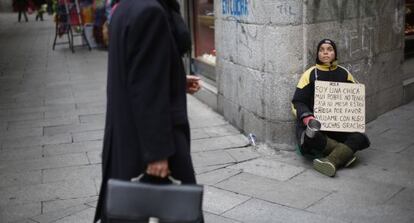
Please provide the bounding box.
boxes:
[291,39,370,177]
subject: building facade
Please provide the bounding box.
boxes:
[181,0,413,150]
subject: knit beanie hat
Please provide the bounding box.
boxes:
[316,39,337,64]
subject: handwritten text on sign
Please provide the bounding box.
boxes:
[314,80,366,133]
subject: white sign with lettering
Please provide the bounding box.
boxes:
[313,80,366,133]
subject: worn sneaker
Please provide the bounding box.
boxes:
[313,158,336,177]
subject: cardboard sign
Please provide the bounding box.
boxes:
[313,80,366,133]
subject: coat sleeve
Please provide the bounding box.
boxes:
[125,5,175,164]
[292,67,314,122]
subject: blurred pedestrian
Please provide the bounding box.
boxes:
[292,39,370,177]
[33,0,46,21]
[16,0,29,22]
[94,0,201,222]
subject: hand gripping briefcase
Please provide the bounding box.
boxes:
[105,174,204,223]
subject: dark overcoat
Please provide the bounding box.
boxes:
[94,0,195,222]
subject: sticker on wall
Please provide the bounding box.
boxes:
[222,0,249,16]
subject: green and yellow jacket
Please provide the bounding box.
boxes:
[291,61,356,123]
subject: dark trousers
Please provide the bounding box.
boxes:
[18,10,28,22]
[300,131,370,156]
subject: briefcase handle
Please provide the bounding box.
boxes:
[130,174,182,185]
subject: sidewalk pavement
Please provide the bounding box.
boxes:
[0,13,413,223]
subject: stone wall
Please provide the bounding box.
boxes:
[215,0,405,150]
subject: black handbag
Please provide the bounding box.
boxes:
[105,174,204,223]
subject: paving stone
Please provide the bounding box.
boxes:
[223,199,347,223]
[192,135,249,152]
[0,202,41,223]
[86,150,102,164]
[308,193,414,223]
[385,187,414,211]
[204,212,241,223]
[0,146,43,161]
[192,151,236,167]
[75,102,106,116]
[203,186,250,215]
[191,128,209,140]
[339,163,414,189]
[225,147,261,163]
[72,130,103,142]
[0,121,7,131]
[227,158,305,181]
[53,207,95,223]
[13,219,38,223]
[2,134,72,149]
[79,113,105,124]
[0,170,42,188]
[0,127,43,140]
[194,164,233,175]
[43,110,78,120]
[0,112,43,123]
[0,100,44,110]
[196,168,241,186]
[7,116,79,130]
[44,97,75,106]
[6,104,75,117]
[43,164,101,183]
[85,197,99,209]
[189,116,229,129]
[43,141,102,157]
[42,196,98,213]
[94,178,102,196]
[369,129,414,153]
[400,143,414,156]
[31,204,90,223]
[255,145,311,169]
[44,122,104,136]
[289,169,403,204]
[0,179,97,207]
[191,125,241,140]
[0,153,89,174]
[216,173,329,209]
[357,148,414,173]
[74,95,106,104]
[73,89,104,100]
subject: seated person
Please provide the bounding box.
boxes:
[291,39,370,177]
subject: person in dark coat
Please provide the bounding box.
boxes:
[94,0,200,222]
[16,0,29,22]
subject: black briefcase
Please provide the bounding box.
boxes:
[105,175,204,223]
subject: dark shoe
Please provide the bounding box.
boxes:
[313,158,336,177]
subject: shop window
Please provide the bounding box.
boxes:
[193,0,216,66]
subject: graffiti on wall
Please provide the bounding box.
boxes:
[276,2,296,16]
[222,0,248,16]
